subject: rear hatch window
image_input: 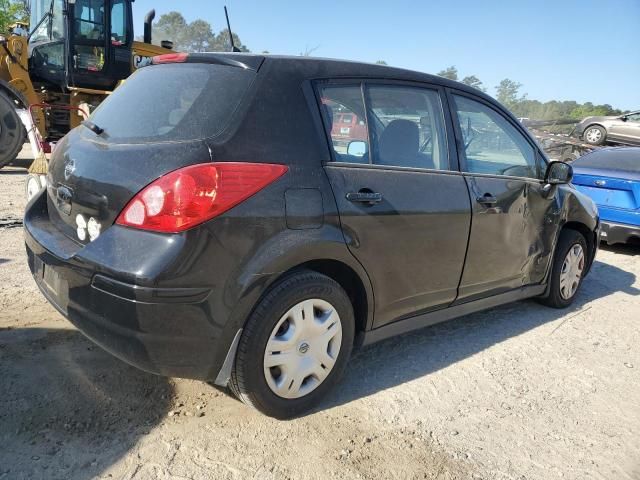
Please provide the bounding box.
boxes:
[89,63,256,143]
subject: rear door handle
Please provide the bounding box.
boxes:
[476,194,497,206]
[346,191,383,205]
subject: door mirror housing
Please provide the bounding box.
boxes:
[544,161,573,185]
[347,140,367,157]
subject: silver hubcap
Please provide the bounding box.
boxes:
[585,128,602,143]
[26,177,41,201]
[559,244,585,300]
[263,298,342,399]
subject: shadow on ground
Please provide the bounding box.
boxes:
[320,258,638,411]
[0,166,29,175]
[0,328,173,480]
[600,242,640,256]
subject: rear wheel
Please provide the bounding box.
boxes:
[539,229,588,309]
[230,270,354,419]
[0,92,26,169]
[583,125,606,146]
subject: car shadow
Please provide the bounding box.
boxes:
[600,242,640,256]
[0,327,173,479]
[0,167,29,175]
[319,259,639,412]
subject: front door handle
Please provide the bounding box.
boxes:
[346,191,383,205]
[476,194,497,206]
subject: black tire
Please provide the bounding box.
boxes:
[230,270,355,419]
[0,91,26,169]
[539,229,588,309]
[583,125,606,146]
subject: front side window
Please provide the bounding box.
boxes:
[318,85,369,164]
[626,113,640,123]
[453,94,539,179]
[367,85,448,170]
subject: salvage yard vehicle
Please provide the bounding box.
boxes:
[0,0,172,174]
[25,54,600,419]
[572,147,640,245]
[575,110,640,146]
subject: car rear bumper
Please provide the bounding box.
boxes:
[24,192,229,381]
[600,220,640,245]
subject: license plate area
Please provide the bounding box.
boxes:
[34,256,69,313]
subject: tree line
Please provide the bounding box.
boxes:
[0,0,28,33]
[2,4,628,122]
[435,65,626,120]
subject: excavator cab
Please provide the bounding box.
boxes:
[29,0,134,91]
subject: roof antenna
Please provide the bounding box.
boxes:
[224,6,241,52]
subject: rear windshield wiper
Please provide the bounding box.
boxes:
[82,120,104,136]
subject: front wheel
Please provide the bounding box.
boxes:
[230,270,355,419]
[583,125,606,146]
[539,230,588,309]
[0,92,26,168]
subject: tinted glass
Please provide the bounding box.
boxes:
[318,85,369,164]
[368,86,448,170]
[454,95,539,178]
[110,0,127,45]
[75,0,106,41]
[626,113,640,123]
[89,64,255,143]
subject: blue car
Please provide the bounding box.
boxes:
[572,147,640,245]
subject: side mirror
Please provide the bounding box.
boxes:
[620,116,628,122]
[347,140,367,157]
[545,161,573,185]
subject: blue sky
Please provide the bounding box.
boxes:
[133,0,640,110]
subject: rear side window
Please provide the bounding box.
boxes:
[367,85,448,170]
[89,63,255,143]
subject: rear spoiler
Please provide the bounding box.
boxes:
[148,53,264,71]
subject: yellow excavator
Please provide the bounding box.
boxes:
[0,0,174,193]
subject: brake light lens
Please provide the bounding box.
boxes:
[152,53,189,65]
[116,162,288,233]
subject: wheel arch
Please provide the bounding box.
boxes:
[583,123,607,137]
[285,259,370,340]
[562,221,597,270]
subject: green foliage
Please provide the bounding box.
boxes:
[495,78,525,109]
[493,78,624,120]
[375,60,388,65]
[150,12,249,53]
[0,0,28,34]
[461,75,485,92]
[437,66,458,81]
[435,65,625,122]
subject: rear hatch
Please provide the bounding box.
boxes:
[45,56,261,245]
[572,167,640,226]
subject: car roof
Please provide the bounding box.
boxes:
[189,52,500,104]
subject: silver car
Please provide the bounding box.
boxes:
[575,110,640,146]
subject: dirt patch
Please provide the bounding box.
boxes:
[1,167,639,479]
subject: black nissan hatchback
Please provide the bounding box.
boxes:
[25,53,599,418]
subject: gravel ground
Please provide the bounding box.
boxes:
[1,155,639,480]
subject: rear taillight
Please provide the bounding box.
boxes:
[116,162,288,233]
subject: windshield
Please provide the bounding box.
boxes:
[88,63,256,143]
[30,0,64,43]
